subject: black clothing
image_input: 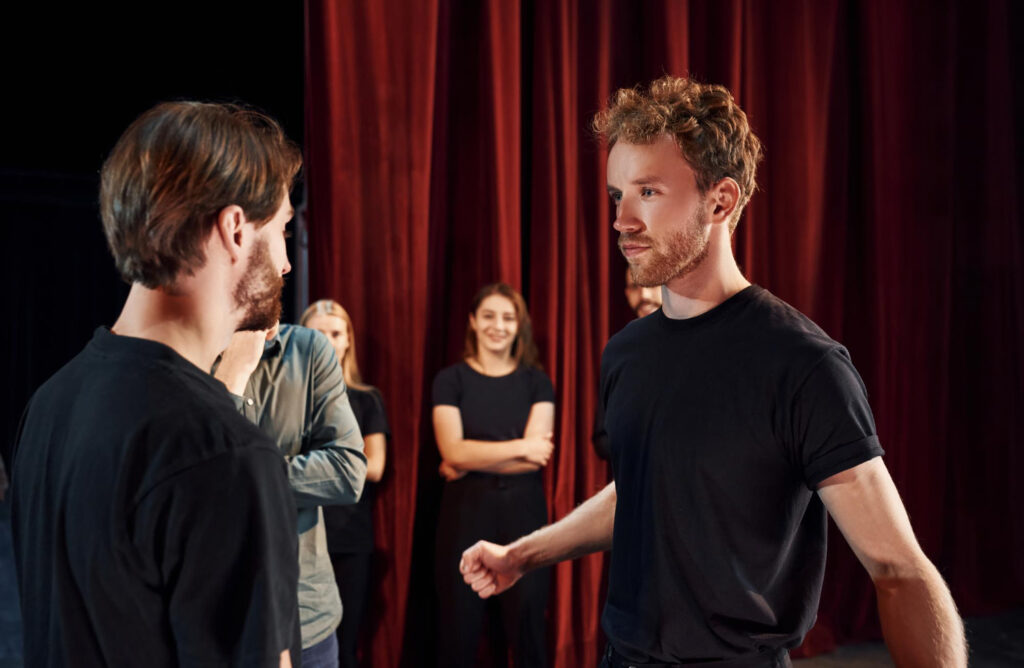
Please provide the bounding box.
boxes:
[330,551,372,668]
[601,286,883,664]
[11,328,299,667]
[323,386,390,554]
[432,362,554,441]
[432,362,555,668]
[435,472,550,668]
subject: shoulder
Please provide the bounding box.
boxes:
[277,323,334,359]
[520,364,554,391]
[602,310,660,360]
[433,361,468,387]
[742,288,845,363]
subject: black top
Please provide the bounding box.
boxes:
[324,385,390,553]
[432,361,554,442]
[600,286,884,664]
[11,328,300,667]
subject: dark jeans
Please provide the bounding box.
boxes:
[301,632,340,668]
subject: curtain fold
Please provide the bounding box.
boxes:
[304,1,1024,664]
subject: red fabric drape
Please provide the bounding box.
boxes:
[305,1,1024,664]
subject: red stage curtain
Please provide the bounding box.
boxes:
[305,1,1024,664]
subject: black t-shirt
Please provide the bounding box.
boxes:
[324,385,390,554]
[432,361,555,442]
[10,328,300,667]
[600,286,883,664]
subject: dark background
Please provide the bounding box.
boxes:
[1,4,305,464]
[2,2,1023,667]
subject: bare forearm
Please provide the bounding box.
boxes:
[875,561,966,667]
[509,482,616,571]
[445,439,527,470]
[474,459,542,475]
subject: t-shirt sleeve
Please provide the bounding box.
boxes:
[788,347,884,488]
[363,388,391,439]
[136,446,299,666]
[529,368,556,404]
[432,367,461,407]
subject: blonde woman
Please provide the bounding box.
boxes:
[301,300,389,668]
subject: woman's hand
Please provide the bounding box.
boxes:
[439,459,468,481]
[520,433,554,467]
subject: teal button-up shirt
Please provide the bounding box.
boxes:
[226,324,367,648]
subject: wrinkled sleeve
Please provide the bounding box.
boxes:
[288,332,367,508]
[788,347,885,489]
[140,447,299,667]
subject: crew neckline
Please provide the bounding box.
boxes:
[654,285,762,330]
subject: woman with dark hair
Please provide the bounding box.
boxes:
[432,283,555,667]
[301,299,389,668]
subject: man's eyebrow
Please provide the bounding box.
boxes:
[631,176,665,186]
[606,185,622,194]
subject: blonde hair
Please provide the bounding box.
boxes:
[299,299,371,390]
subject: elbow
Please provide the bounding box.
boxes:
[865,550,934,590]
[365,458,384,483]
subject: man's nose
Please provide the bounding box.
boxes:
[612,200,643,233]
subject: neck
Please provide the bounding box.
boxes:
[471,346,516,375]
[661,228,750,319]
[111,281,236,371]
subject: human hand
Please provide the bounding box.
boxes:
[460,540,523,599]
[214,330,269,395]
[438,459,467,481]
[520,433,554,467]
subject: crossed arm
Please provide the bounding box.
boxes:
[459,457,966,666]
[433,401,555,477]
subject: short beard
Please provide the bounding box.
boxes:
[624,206,709,288]
[234,238,284,332]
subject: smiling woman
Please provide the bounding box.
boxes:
[430,283,555,667]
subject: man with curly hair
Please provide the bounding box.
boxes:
[460,77,966,667]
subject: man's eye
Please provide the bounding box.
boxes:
[641,188,656,197]
[609,192,622,203]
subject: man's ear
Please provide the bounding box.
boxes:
[215,205,248,263]
[708,177,740,226]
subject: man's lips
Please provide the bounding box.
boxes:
[620,244,650,259]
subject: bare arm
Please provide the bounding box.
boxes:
[433,404,553,471]
[460,481,616,598]
[363,432,386,482]
[818,457,966,667]
[446,402,555,476]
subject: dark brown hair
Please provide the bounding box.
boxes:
[462,283,541,369]
[100,101,302,288]
[592,75,763,232]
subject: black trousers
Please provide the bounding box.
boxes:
[329,551,372,668]
[435,472,550,668]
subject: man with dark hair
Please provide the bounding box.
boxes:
[10,101,303,667]
[214,323,367,668]
[460,77,967,667]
